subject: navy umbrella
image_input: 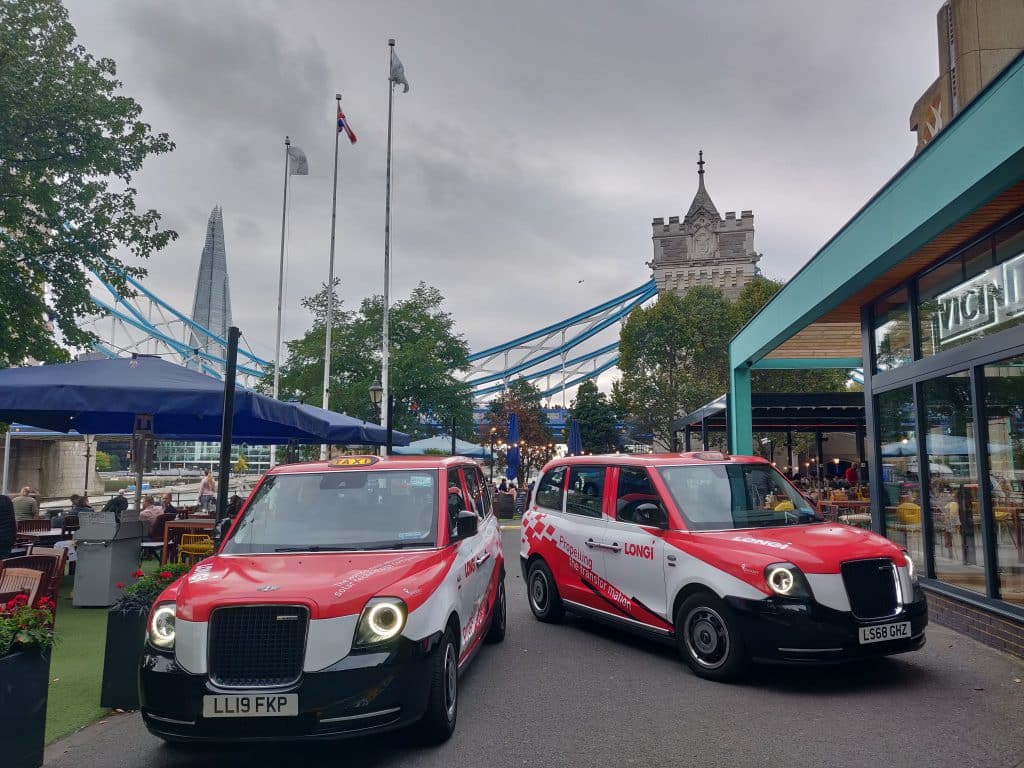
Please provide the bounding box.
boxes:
[567,419,583,456]
[506,412,520,481]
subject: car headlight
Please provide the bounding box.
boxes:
[148,602,176,650]
[354,597,407,647]
[903,552,918,584]
[764,563,813,599]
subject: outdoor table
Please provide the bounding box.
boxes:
[161,519,216,565]
[17,529,73,546]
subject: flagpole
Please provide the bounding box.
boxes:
[321,94,343,461]
[271,135,291,468]
[382,39,396,455]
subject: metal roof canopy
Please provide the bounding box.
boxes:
[728,50,1024,455]
[676,393,865,434]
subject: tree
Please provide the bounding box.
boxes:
[0,0,176,367]
[268,282,474,440]
[94,449,112,472]
[614,287,734,446]
[567,380,619,453]
[479,378,552,447]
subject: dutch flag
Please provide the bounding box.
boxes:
[337,107,357,145]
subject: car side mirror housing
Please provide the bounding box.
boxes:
[456,510,478,539]
[635,502,668,528]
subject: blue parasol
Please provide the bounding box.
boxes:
[568,419,583,455]
[506,412,520,481]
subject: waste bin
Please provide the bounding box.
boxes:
[72,510,144,607]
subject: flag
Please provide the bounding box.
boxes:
[337,107,357,145]
[390,48,410,93]
[286,144,308,175]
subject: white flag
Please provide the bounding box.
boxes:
[287,145,309,175]
[390,49,410,93]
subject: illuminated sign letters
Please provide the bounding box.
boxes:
[936,252,1024,344]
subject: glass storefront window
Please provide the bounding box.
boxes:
[922,372,987,595]
[877,386,924,559]
[873,288,912,372]
[994,215,1024,267]
[983,356,1024,606]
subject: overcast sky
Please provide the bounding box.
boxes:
[65,0,942,392]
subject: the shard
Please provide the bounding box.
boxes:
[189,206,233,355]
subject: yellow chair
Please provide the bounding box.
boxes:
[895,502,921,526]
[831,491,848,502]
[177,533,214,565]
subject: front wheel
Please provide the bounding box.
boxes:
[675,592,747,682]
[414,629,458,744]
[527,560,564,623]
[485,580,506,643]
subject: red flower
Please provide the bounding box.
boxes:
[132,570,145,578]
[116,582,125,589]
[159,571,173,580]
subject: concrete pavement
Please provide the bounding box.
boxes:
[44,529,1024,768]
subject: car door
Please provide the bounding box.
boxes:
[601,466,672,631]
[558,464,612,611]
[446,468,483,654]
[460,465,498,643]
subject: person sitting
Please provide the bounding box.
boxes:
[160,492,179,518]
[12,486,39,521]
[139,494,162,535]
[101,490,129,518]
[70,493,94,516]
[0,494,16,558]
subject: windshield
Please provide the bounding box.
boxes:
[222,469,439,554]
[657,463,818,531]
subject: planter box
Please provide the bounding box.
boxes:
[100,609,148,709]
[0,648,51,768]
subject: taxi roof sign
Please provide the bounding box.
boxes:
[329,455,379,468]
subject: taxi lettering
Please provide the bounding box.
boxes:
[623,542,655,560]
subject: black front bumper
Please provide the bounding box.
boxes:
[725,588,928,664]
[140,634,441,742]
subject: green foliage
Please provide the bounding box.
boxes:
[267,281,474,441]
[1,594,56,656]
[567,380,619,453]
[0,0,176,367]
[94,450,112,472]
[111,563,188,614]
[480,378,552,447]
[614,278,848,446]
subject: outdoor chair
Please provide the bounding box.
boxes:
[0,567,44,606]
[495,493,516,519]
[61,514,80,535]
[17,519,51,533]
[177,533,214,566]
[2,554,62,602]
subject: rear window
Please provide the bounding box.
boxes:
[657,463,817,531]
[222,469,438,554]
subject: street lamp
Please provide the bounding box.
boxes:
[368,380,393,455]
[489,427,497,481]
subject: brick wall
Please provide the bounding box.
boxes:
[923,585,1024,659]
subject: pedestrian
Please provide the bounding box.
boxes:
[198,469,217,514]
[12,486,39,521]
[498,479,508,493]
[844,463,859,486]
[0,494,15,558]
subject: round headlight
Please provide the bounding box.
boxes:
[766,566,796,595]
[367,602,403,638]
[149,602,176,649]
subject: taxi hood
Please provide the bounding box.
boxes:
[170,549,456,622]
[676,523,908,576]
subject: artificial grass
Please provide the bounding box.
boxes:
[44,558,161,743]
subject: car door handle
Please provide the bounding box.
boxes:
[585,538,598,548]
[475,552,490,566]
[606,543,621,554]
[587,540,621,552]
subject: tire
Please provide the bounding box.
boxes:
[526,560,564,623]
[484,579,507,643]
[414,628,459,744]
[675,592,747,682]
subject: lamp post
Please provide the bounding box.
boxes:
[489,427,497,481]
[369,380,393,455]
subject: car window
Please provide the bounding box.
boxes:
[462,466,485,517]
[222,470,438,553]
[566,466,605,518]
[615,466,667,525]
[536,466,566,511]
[446,469,464,537]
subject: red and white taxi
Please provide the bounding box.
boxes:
[521,452,927,681]
[140,455,505,744]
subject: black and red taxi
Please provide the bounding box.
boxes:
[140,455,505,744]
[521,452,927,681]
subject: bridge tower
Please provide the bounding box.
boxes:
[648,152,761,300]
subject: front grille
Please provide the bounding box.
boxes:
[841,558,898,620]
[208,605,308,688]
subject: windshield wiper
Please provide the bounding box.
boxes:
[273,545,363,552]
[360,541,434,550]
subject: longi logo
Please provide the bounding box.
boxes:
[936,251,1024,344]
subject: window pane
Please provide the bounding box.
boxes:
[873,287,912,372]
[615,466,666,524]
[566,466,605,518]
[983,356,1024,606]
[922,373,987,595]
[878,386,920,518]
[536,467,565,510]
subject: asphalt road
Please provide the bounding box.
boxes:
[45,529,1024,768]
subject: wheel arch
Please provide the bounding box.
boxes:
[671,582,722,626]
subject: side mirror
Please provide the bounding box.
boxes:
[635,503,668,528]
[456,510,478,539]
